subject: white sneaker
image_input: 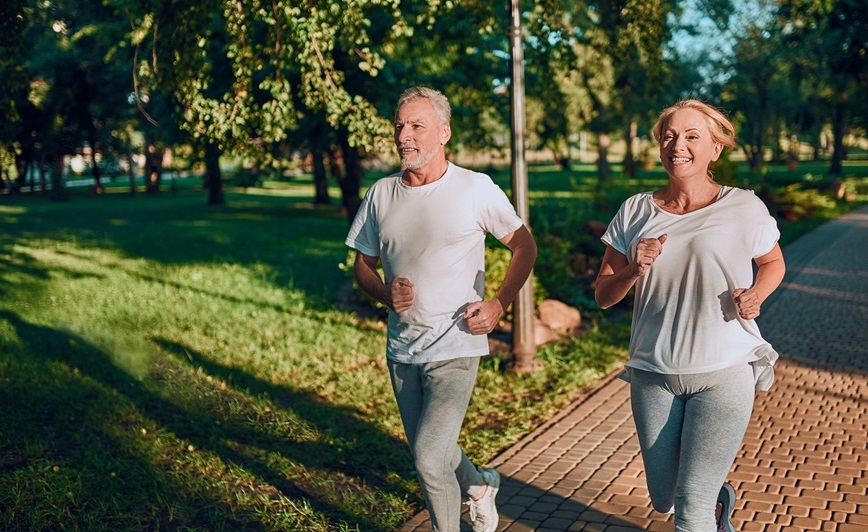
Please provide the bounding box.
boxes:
[466,468,500,532]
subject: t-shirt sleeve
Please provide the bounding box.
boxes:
[476,175,524,239]
[749,194,780,258]
[344,187,381,257]
[601,201,631,256]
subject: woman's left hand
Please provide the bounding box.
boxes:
[732,288,761,320]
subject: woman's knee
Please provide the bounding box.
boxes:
[413,452,452,484]
[674,496,716,532]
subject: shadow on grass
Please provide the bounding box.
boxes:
[1,191,353,311]
[153,337,415,488]
[0,310,417,530]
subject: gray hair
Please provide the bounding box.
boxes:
[395,87,451,126]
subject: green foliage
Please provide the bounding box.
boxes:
[711,151,739,186]
[0,0,27,136]
[484,244,549,310]
[121,0,498,156]
[766,182,839,221]
[527,200,605,309]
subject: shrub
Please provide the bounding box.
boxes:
[767,183,837,222]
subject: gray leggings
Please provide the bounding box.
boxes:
[629,363,755,531]
[389,357,487,532]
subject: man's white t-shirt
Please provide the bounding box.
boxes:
[345,162,524,364]
[602,186,780,375]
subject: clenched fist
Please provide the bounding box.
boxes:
[631,234,668,277]
[732,288,761,320]
[389,277,414,313]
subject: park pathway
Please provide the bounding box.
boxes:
[400,204,868,531]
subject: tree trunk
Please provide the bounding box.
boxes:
[771,114,784,163]
[12,155,27,194]
[49,154,66,199]
[830,96,847,176]
[749,124,764,173]
[623,120,637,178]
[749,84,769,174]
[39,154,49,196]
[338,130,363,223]
[750,145,764,174]
[25,156,34,190]
[597,132,611,183]
[327,148,342,183]
[88,127,103,194]
[144,141,163,194]
[204,142,224,205]
[126,146,137,196]
[312,147,331,205]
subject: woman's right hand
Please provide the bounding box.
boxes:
[631,234,668,277]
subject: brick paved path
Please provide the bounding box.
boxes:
[400,205,868,531]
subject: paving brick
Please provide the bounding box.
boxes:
[791,516,824,530]
[745,500,776,513]
[537,517,574,530]
[838,525,868,532]
[399,206,868,531]
[846,512,868,525]
[808,508,833,521]
[801,489,845,502]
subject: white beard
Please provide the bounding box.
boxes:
[399,146,437,170]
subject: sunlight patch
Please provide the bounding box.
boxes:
[0,205,26,214]
[59,325,157,381]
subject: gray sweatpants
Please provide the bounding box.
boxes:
[629,363,755,531]
[389,357,488,532]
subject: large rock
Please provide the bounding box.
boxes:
[538,299,581,333]
[534,317,561,346]
[494,300,583,348]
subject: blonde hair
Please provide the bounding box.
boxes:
[395,87,451,126]
[652,99,736,149]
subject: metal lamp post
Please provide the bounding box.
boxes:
[507,0,541,374]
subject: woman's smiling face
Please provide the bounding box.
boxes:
[659,108,723,181]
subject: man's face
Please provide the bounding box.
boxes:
[393,98,449,170]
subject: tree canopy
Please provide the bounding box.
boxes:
[1,0,866,201]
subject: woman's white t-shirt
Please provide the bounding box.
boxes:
[602,186,780,375]
[345,163,524,364]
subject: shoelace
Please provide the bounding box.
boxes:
[466,499,492,527]
[467,500,478,522]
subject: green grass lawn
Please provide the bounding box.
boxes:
[1,161,865,530]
